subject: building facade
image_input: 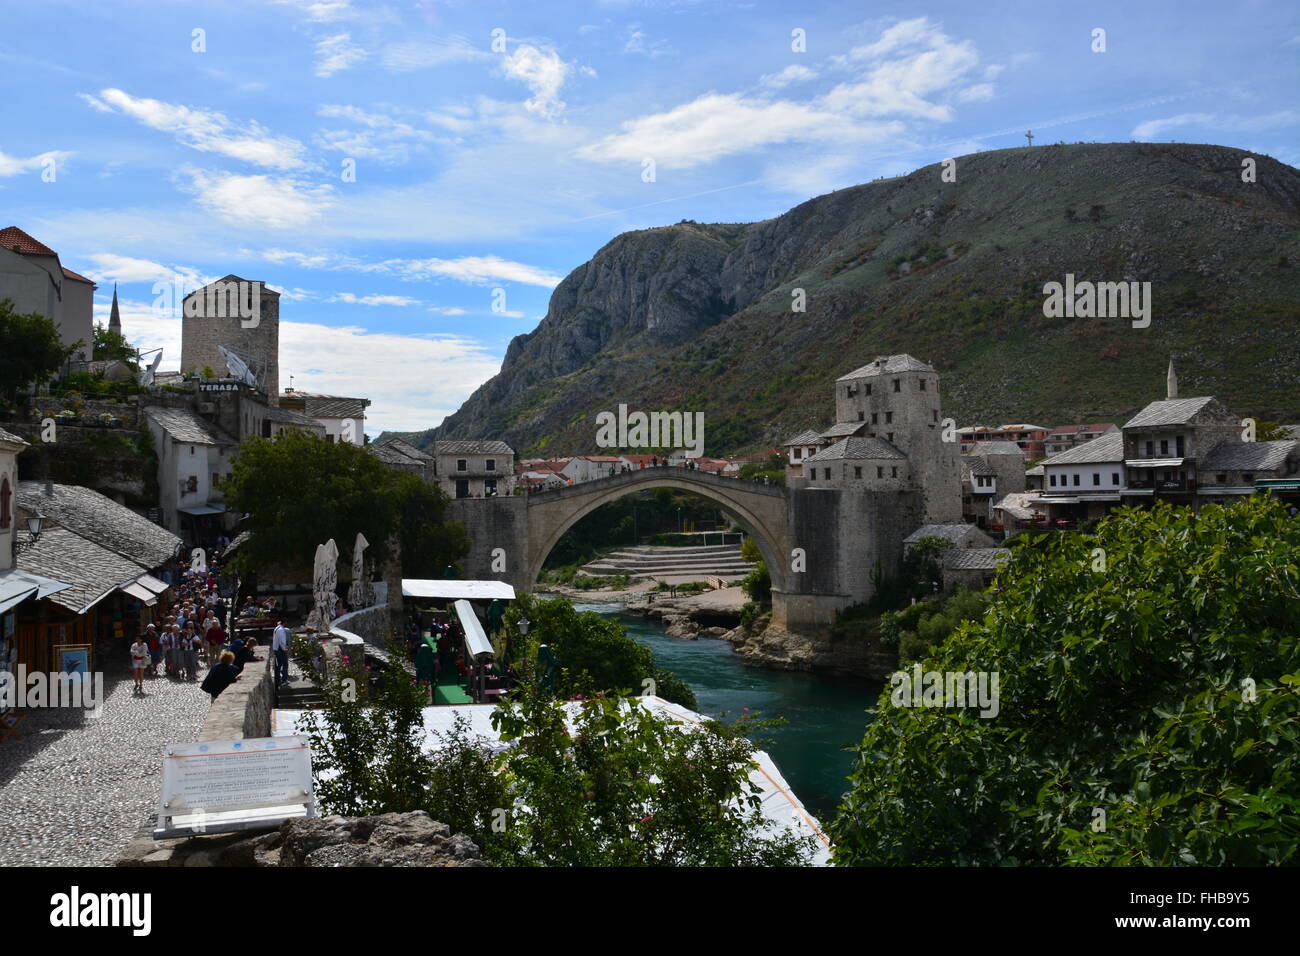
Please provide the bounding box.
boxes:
[0,226,94,363]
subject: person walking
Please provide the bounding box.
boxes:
[271,620,290,686]
[130,634,149,694]
[183,626,201,681]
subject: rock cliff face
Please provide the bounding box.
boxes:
[418,143,1300,455]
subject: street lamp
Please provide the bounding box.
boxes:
[16,512,45,553]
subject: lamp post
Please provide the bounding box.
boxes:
[15,512,44,553]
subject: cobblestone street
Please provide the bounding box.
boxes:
[0,660,212,866]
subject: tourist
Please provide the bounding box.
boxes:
[200,650,240,701]
[130,633,149,694]
[233,636,259,674]
[146,625,161,676]
[160,626,176,677]
[182,626,201,681]
[435,629,454,675]
[205,617,226,663]
[271,619,290,686]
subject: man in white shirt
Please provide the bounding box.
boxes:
[271,622,291,686]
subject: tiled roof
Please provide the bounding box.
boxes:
[1047,423,1117,436]
[265,405,321,428]
[967,441,1024,456]
[14,525,151,614]
[1042,431,1124,466]
[435,439,514,456]
[1123,396,1219,429]
[836,354,935,380]
[805,436,906,463]
[0,226,56,256]
[0,426,29,448]
[993,491,1037,520]
[943,548,1011,571]
[1201,440,1298,473]
[818,421,869,440]
[370,442,419,466]
[304,396,370,419]
[61,267,95,285]
[18,481,182,568]
[146,406,234,446]
[783,429,823,446]
[381,437,432,461]
[1025,464,1045,476]
[904,523,984,545]
[964,458,997,478]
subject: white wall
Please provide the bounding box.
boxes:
[1045,461,1124,492]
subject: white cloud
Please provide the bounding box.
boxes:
[315,33,367,77]
[330,292,420,306]
[79,88,308,170]
[1131,113,1214,140]
[0,148,71,177]
[314,104,436,162]
[579,17,986,169]
[383,255,563,287]
[428,306,468,315]
[84,253,205,286]
[182,170,336,228]
[759,64,818,90]
[499,44,573,119]
[275,0,354,22]
[381,35,488,72]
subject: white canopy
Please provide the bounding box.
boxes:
[453,599,495,659]
[402,580,516,601]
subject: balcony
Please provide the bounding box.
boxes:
[1126,476,1196,492]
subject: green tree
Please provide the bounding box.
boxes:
[503,594,697,708]
[92,323,135,362]
[0,299,80,401]
[830,497,1300,866]
[221,430,466,577]
[740,535,771,604]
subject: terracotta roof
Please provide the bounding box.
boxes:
[61,267,95,285]
[0,226,57,256]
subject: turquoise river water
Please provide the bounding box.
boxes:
[576,603,883,820]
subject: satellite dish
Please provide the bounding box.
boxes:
[139,349,163,387]
[218,345,258,388]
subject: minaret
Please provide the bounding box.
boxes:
[109,283,122,336]
[1166,357,1178,400]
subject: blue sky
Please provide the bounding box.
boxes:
[2,0,1296,434]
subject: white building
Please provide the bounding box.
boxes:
[145,407,237,543]
[561,456,623,483]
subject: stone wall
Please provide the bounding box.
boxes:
[197,655,275,742]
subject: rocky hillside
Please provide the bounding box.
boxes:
[414,143,1300,456]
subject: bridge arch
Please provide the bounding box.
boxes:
[523,471,788,594]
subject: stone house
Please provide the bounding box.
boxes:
[279,393,370,445]
[145,406,237,544]
[434,440,515,498]
[940,547,1011,593]
[0,226,94,363]
[780,429,826,479]
[1033,430,1126,526]
[561,455,622,484]
[961,441,1027,529]
[181,276,281,402]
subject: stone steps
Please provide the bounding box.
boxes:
[579,543,754,579]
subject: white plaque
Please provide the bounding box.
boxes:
[156,735,315,837]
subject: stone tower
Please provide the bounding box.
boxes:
[833,354,961,521]
[181,275,280,403]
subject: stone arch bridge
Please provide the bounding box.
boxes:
[447,466,921,631]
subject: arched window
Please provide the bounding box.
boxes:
[0,476,10,530]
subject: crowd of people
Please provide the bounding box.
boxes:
[127,547,279,700]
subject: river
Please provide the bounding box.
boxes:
[575,603,883,821]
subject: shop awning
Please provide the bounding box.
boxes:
[1257,479,1300,490]
[1124,458,1185,468]
[0,570,72,615]
[402,580,516,601]
[177,503,227,517]
[453,599,495,660]
[119,581,158,605]
[136,573,170,594]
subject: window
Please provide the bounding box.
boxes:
[1243,473,1254,482]
[1073,474,1080,486]
[877,466,883,479]
[326,434,335,443]
[212,473,221,488]
[1217,473,1226,483]
[792,449,801,461]
[858,411,864,421]
[1112,473,1120,485]
[885,411,893,424]
[846,385,857,397]
[920,379,926,391]
[865,384,872,396]
[1050,474,1057,487]
[486,459,496,472]
[854,467,862,479]
[1093,473,1100,486]
[1160,439,1169,456]
[891,466,898,478]
[1145,440,1154,456]
[457,459,467,471]
[186,476,198,493]
[887,433,894,442]
[1176,435,1185,456]
[871,413,878,425]
[0,476,10,530]
[485,479,497,495]
[892,379,900,392]
[824,469,831,480]
[190,446,195,455]
[932,409,938,422]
